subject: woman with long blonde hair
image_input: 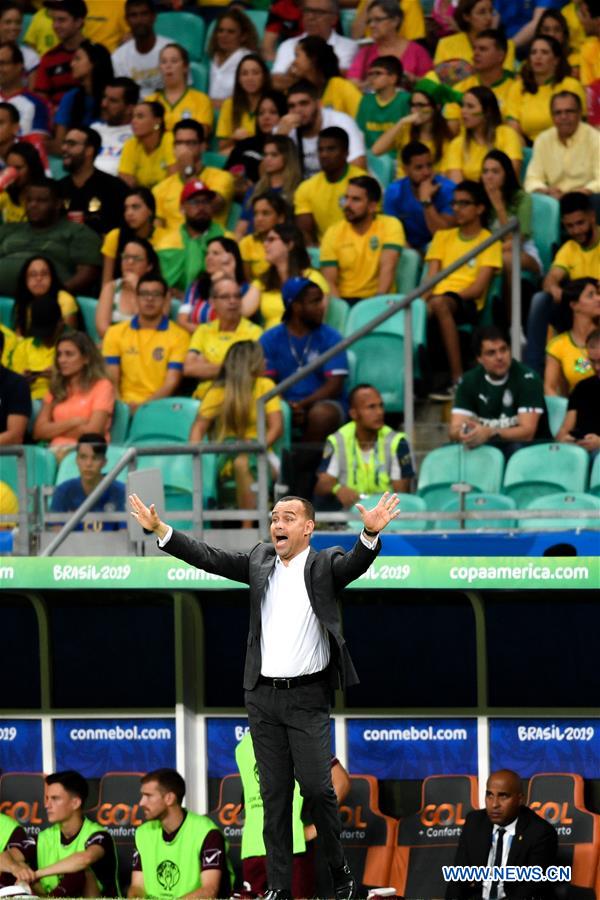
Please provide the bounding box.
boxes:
[190,339,283,526]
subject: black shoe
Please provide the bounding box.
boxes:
[262,891,292,900]
[332,861,358,900]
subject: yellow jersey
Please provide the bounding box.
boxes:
[505,76,587,142]
[293,164,366,241]
[200,375,281,439]
[239,234,269,280]
[0,192,25,223]
[425,226,502,310]
[188,317,263,399]
[118,132,175,189]
[444,124,523,180]
[215,100,256,140]
[24,2,127,54]
[451,71,515,118]
[391,124,451,177]
[0,324,19,367]
[552,238,600,281]
[10,338,55,399]
[144,88,214,133]
[321,77,362,118]
[320,215,406,299]
[102,315,190,404]
[580,37,600,87]
[546,331,592,392]
[356,0,425,40]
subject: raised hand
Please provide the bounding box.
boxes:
[129,493,162,533]
[355,491,400,534]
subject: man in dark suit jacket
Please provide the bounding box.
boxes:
[447,769,558,900]
[129,491,400,900]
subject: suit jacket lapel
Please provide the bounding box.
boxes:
[303,548,318,606]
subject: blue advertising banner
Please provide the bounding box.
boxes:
[0,720,42,771]
[490,719,600,778]
[206,718,250,779]
[206,718,337,779]
[347,718,478,779]
[54,718,176,778]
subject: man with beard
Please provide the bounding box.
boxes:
[112,0,171,98]
[91,78,139,177]
[154,179,227,293]
[128,768,233,899]
[57,126,128,235]
[525,192,600,374]
[321,175,405,303]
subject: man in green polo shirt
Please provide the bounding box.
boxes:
[356,56,410,152]
[154,180,226,293]
[0,178,101,297]
[128,768,233,899]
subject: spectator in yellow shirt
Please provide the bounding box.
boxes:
[184,276,262,400]
[190,340,282,526]
[290,36,362,118]
[145,43,213,135]
[239,191,290,282]
[118,100,176,189]
[452,29,515,118]
[433,0,516,84]
[294,127,366,246]
[216,53,271,153]
[320,175,406,302]
[505,35,586,143]
[544,278,600,397]
[423,179,501,396]
[526,192,600,374]
[351,0,426,42]
[445,87,523,183]
[152,119,234,230]
[10,289,66,401]
[102,273,189,412]
[578,0,600,124]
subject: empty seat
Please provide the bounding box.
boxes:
[348,493,429,531]
[2,446,57,511]
[390,774,479,899]
[110,399,131,445]
[545,394,568,438]
[522,492,600,530]
[435,492,517,530]
[136,452,217,525]
[0,772,48,838]
[531,193,560,272]
[93,772,144,893]
[417,444,505,510]
[367,151,394,190]
[339,774,398,889]
[325,297,350,334]
[156,12,205,60]
[77,295,99,343]
[125,397,200,445]
[0,296,15,328]
[528,773,600,898]
[190,60,208,92]
[503,443,589,507]
[396,248,423,294]
[208,774,244,880]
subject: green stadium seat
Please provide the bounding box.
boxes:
[434,492,517,530]
[55,445,128,485]
[76,296,99,343]
[20,13,32,40]
[545,394,568,438]
[348,493,429,531]
[27,398,43,436]
[110,399,131,445]
[202,150,227,169]
[325,297,350,333]
[503,442,589,507]
[2,446,57,498]
[125,397,200,445]
[396,248,423,294]
[169,298,182,321]
[520,146,532,180]
[0,296,14,328]
[190,60,208,92]
[521,492,600,530]
[136,452,217,514]
[48,155,65,180]
[367,151,394,190]
[308,246,320,268]
[590,454,600,496]
[531,193,560,273]
[226,201,242,230]
[339,8,356,35]
[272,399,292,458]
[417,444,505,510]
[156,12,205,60]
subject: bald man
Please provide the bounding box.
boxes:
[446,769,558,899]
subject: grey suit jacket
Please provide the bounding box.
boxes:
[160,530,381,691]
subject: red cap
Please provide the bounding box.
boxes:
[180,180,216,203]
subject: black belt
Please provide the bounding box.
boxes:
[257,668,328,689]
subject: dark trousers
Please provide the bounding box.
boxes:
[245,680,344,892]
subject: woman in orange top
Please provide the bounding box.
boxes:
[33,331,115,453]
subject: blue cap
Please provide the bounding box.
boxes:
[281,276,316,312]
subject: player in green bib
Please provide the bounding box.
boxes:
[449,325,551,454]
[33,771,120,897]
[128,768,234,899]
[0,811,36,888]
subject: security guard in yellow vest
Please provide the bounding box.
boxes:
[315,384,415,508]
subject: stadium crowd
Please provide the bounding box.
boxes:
[0,0,599,526]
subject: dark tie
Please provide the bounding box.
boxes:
[489,827,506,899]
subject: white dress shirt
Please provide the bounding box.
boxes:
[483,817,517,900]
[272,30,358,74]
[289,107,366,176]
[209,48,251,101]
